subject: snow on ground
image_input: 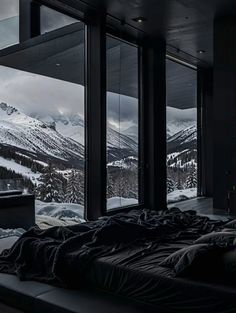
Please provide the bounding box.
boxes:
[35,200,85,228]
[107,157,138,169]
[36,200,84,220]
[167,188,197,203]
[0,156,41,184]
[0,227,25,238]
[169,158,197,169]
[36,214,81,229]
[107,197,138,210]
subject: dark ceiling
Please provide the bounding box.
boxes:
[1,0,235,109]
[58,0,236,66]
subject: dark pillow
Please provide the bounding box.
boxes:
[224,220,236,230]
[194,232,236,246]
[160,244,210,274]
[160,243,230,278]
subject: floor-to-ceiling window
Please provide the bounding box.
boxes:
[166,58,197,203]
[0,0,19,50]
[0,4,85,226]
[106,36,140,210]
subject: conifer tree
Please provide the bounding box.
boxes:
[167,177,175,194]
[185,167,197,189]
[65,169,84,205]
[36,163,63,202]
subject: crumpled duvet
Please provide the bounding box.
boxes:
[0,208,226,287]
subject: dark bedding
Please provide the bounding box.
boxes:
[86,236,236,313]
[0,208,234,312]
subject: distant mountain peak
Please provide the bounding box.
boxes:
[0,102,18,116]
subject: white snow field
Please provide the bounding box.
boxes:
[35,200,85,228]
[167,188,197,203]
[107,197,138,210]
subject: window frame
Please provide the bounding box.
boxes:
[105,33,145,214]
[5,0,205,220]
[165,54,202,200]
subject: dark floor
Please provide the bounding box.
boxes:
[169,197,234,221]
[0,303,23,313]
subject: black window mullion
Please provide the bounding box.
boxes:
[85,13,107,220]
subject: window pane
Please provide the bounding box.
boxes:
[0,9,85,227]
[106,36,139,210]
[41,5,79,34]
[0,0,19,50]
[166,59,197,203]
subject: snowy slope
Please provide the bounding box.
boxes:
[33,111,138,160]
[30,112,85,145]
[0,103,84,161]
[122,125,138,143]
[0,156,41,184]
[167,124,197,154]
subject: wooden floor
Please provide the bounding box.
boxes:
[169,197,235,221]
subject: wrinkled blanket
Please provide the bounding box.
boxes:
[0,208,226,287]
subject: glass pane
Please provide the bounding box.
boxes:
[0,9,85,227]
[0,0,19,50]
[106,36,139,210]
[41,5,79,34]
[166,59,197,203]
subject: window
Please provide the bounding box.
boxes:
[0,6,85,226]
[40,5,78,34]
[106,36,139,210]
[0,0,19,50]
[166,59,197,203]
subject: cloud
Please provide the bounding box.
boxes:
[0,66,84,116]
[0,68,138,131]
[107,92,138,131]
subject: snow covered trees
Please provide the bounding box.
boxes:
[35,164,84,205]
[65,169,84,205]
[167,164,197,194]
[167,177,175,193]
[36,163,64,203]
[185,167,197,189]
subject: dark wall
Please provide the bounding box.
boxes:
[213,17,236,209]
[199,68,213,197]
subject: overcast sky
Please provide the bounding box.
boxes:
[0,1,195,132]
[0,65,139,131]
[0,65,85,117]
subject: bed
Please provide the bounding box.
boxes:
[0,208,235,313]
[86,235,236,313]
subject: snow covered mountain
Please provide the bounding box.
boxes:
[166,106,197,168]
[167,124,197,154]
[122,125,138,143]
[0,102,84,165]
[29,112,85,145]
[0,102,137,167]
[167,106,196,138]
[31,111,138,162]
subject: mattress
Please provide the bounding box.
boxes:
[86,238,236,313]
